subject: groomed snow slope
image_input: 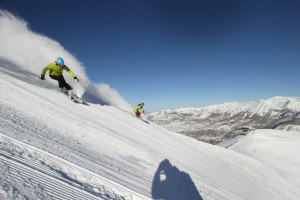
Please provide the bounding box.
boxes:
[228,129,300,191]
[1,65,300,200]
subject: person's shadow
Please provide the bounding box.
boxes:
[152,159,203,200]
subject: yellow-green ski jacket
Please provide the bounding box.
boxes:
[134,104,144,113]
[41,62,76,78]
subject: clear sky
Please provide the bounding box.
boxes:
[1,0,300,112]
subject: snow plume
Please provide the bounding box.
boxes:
[0,10,86,80]
[0,10,132,111]
[87,83,132,111]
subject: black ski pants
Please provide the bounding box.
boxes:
[49,75,72,90]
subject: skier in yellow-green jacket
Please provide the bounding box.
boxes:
[41,57,79,93]
[134,103,145,118]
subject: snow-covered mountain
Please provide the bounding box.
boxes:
[146,96,300,143]
[1,10,300,200]
[1,64,300,200]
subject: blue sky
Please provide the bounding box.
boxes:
[1,0,300,112]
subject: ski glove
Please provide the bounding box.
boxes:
[41,74,45,80]
[74,77,79,82]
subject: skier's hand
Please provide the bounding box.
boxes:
[74,77,79,82]
[143,110,145,114]
[41,74,45,80]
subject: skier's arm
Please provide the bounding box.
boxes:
[41,65,51,80]
[139,105,145,113]
[63,66,76,78]
[41,65,51,75]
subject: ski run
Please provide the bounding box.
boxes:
[1,61,300,200]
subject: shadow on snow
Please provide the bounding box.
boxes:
[152,159,203,200]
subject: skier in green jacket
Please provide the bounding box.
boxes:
[41,57,79,93]
[134,103,145,118]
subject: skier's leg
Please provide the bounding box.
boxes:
[49,75,72,95]
[49,75,60,82]
[137,111,141,118]
[59,76,72,90]
[51,75,73,90]
[49,75,63,88]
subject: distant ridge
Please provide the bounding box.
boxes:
[146,96,300,144]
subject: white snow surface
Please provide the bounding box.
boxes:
[1,57,300,200]
[228,130,300,189]
[1,9,300,200]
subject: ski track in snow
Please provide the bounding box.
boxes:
[0,73,153,199]
[0,70,206,199]
[0,133,149,200]
[0,69,233,200]
[1,67,300,200]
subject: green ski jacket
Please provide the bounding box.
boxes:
[41,62,76,78]
[134,104,144,113]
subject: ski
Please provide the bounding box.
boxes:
[60,88,87,105]
[140,118,149,124]
[135,116,149,124]
[70,94,87,105]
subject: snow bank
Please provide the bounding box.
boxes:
[228,129,300,195]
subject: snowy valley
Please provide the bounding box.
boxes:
[146,96,300,144]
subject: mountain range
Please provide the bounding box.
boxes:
[1,10,300,200]
[146,96,300,144]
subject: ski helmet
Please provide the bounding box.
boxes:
[56,57,64,66]
[141,102,144,106]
